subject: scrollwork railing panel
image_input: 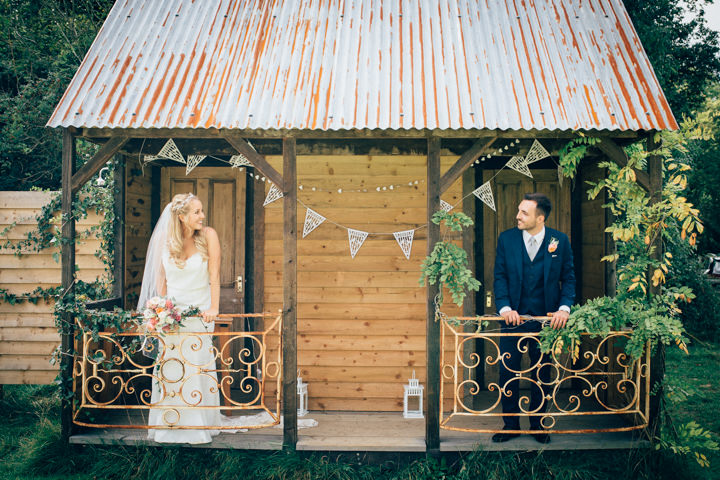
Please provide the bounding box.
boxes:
[440,317,650,434]
[72,312,282,430]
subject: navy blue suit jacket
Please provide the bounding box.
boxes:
[493,227,576,314]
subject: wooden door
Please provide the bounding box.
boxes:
[482,169,570,314]
[162,167,246,315]
[162,167,248,400]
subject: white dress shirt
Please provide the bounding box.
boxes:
[498,227,570,315]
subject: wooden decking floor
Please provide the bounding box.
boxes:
[69,412,648,452]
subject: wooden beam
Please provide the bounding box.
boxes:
[462,168,478,410]
[61,128,77,441]
[282,137,298,449]
[439,136,497,193]
[596,138,650,191]
[112,155,126,307]
[426,137,441,452]
[70,136,128,194]
[223,132,284,187]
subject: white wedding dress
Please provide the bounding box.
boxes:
[146,249,317,444]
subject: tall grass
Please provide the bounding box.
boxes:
[2,343,717,480]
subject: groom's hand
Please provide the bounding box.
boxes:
[550,310,569,330]
[500,310,522,326]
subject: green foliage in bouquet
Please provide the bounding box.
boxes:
[419,210,481,308]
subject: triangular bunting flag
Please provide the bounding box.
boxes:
[186,155,205,174]
[348,229,369,259]
[525,139,550,164]
[303,208,326,238]
[229,154,252,169]
[155,139,186,164]
[558,164,564,187]
[472,182,496,211]
[263,183,284,206]
[393,229,415,260]
[440,200,453,212]
[507,155,533,178]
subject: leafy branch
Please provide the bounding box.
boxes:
[419,210,481,308]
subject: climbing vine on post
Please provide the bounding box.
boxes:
[542,133,701,361]
[419,210,481,309]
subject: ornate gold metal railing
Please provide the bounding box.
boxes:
[440,316,650,434]
[72,312,282,430]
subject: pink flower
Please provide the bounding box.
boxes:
[165,299,173,309]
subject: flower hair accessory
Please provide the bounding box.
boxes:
[171,194,196,213]
[548,237,559,253]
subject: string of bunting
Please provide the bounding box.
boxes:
[141,137,554,259]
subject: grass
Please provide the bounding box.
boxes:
[1,344,719,480]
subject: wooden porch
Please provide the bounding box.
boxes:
[68,411,648,452]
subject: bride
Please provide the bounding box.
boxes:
[137,192,316,444]
[137,192,226,444]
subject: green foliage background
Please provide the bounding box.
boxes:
[0,0,113,190]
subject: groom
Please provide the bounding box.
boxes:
[491,193,575,444]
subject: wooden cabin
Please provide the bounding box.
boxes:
[47,0,676,452]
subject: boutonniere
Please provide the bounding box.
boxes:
[548,237,559,253]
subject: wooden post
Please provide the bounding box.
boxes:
[461,168,477,409]
[647,133,664,431]
[426,137,441,452]
[473,164,485,410]
[61,128,77,441]
[113,155,126,306]
[282,137,298,448]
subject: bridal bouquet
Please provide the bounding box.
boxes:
[139,296,200,335]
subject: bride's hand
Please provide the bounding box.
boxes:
[201,309,218,322]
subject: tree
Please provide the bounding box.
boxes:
[0,0,113,190]
[623,0,720,120]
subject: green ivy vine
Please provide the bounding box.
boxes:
[542,132,701,361]
[419,210,481,309]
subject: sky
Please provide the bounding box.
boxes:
[706,2,720,32]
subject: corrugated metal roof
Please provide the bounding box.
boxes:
[47,0,678,132]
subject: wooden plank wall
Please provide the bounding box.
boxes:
[263,155,463,411]
[0,191,104,384]
[124,162,154,308]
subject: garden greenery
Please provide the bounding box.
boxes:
[419,210,481,308]
[543,131,701,361]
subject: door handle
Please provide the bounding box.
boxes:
[236,275,243,293]
[485,291,493,308]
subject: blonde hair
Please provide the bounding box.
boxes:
[167,193,208,268]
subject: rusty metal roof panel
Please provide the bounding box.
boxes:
[47,0,678,132]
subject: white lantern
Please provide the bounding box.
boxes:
[297,376,309,417]
[403,371,424,419]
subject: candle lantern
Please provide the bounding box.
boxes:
[403,370,424,419]
[297,376,309,417]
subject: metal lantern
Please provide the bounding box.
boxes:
[403,370,424,419]
[297,376,309,417]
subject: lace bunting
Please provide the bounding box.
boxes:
[440,200,453,212]
[524,139,550,164]
[507,155,533,178]
[145,139,185,164]
[229,154,252,169]
[186,155,206,174]
[348,229,369,259]
[263,183,284,206]
[302,208,326,238]
[472,182,496,211]
[393,229,415,260]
